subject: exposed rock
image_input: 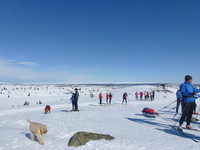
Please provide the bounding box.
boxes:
[68,131,115,147]
[23,101,29,106]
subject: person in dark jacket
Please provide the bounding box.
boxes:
[152,91,155,100]
[74,88,79,111]
[150,92,154,101]
[179,75,200,129]
[122,92,128,104]
[109,92,112,104]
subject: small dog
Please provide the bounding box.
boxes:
[27,120,48,145]
[44,105,51,114]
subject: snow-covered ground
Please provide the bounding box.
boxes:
[0,84,200,150]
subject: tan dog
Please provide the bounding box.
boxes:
[44,105,51,114]
[27,120,48,145]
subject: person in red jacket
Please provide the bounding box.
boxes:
[106,93,109,104]
[139,92,143,100]
[135,92,139,100]
[99,93,103,105]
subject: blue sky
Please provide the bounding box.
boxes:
[0,0,200,83]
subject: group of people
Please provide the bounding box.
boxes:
[69,75,200,134]
[100,92,128,105]
[99,92,113,105]
[175,75,200,130]
[135,91,155,101]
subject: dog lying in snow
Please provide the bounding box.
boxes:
[44,105,51,114]
[27,120,48,145]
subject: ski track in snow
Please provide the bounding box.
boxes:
[0,85,200,150]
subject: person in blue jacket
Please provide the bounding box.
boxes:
[70,93,76,111]
[179,75,200,129]
[176,89,183,114]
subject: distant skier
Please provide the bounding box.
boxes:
[152,91,155,100]
[139,92,143,100]
[150,92,154,101]
[146,92,150,100]
[175,89,183,115]
[106,93,109,104]
[135,92,139,100]
[109,92,112,104]
[99,93,103,105]
[122,92,128,104]
[179,75,200,130]
[144,91,147,100]
[74,88,79,111]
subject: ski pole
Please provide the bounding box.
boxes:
[159,107,176,116]
[157,100,177,112]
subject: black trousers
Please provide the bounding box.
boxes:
[179,102,195,125]
[109,98,112,104]
[194,100,196,112]
[99,98,102,104]
[122,98,127,104]
[74,100,78,110]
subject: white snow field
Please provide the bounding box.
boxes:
[0,84,200,150]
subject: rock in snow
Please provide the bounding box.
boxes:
[68,131,115,147]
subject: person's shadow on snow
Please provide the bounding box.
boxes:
[126,117,200,142]
[157,128,200,141]
[125,117,168,128]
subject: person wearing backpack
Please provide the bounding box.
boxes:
[70,93,76,111]
[99,93,103,105]
[179,75,200,130]
[175,89,183,115]
[122,92,128,104]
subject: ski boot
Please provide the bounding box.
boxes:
[186,125,193,130]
